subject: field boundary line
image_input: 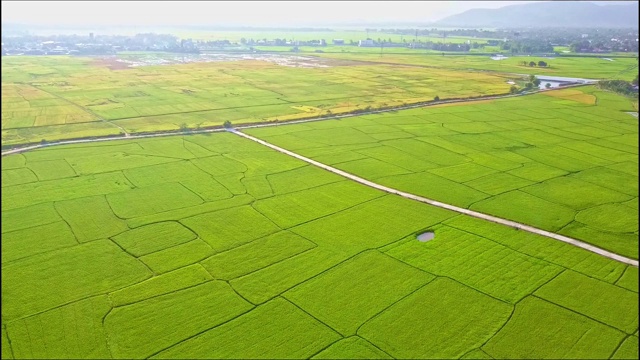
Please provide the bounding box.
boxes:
[30,83,131,136]
[230,129,638,267]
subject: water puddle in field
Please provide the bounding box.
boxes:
[417,231,435,242]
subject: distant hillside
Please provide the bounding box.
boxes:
[434,1,639,29]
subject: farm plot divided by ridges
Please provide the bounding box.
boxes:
[2,55,511,146]
[483,296,626,359]
[1,129,638,359]
[246,86,640,259]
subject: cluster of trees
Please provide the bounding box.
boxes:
[430,43,472,52]
[510,75,544,94]
[569,38,639,53]
[519,60,549,67]
[597,77,639,96]
[501,39,554,54]
[525,75,542,90]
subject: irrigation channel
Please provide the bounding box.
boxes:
[2,85,637,267]
[229,129,639,268]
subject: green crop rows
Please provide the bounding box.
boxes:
[2,117,638,358]
[246,86,639,259]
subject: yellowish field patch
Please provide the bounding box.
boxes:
[291,106,322,113]
[542,88,596,105]
[2,55,513,145]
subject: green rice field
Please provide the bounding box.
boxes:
[311,52,639,80]
[2,118,638,358]
[246,86,639,259]
[2,43,639,359]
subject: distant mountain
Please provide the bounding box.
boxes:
[433,1,639,28]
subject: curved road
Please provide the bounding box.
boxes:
[230,129,639,268]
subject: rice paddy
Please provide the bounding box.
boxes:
[1,49,638,359]
[246,86,639,259]
[312,51,640,80]
[2,123,638,358]
[2,55,511,146]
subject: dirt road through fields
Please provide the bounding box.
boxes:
[230,128,639,267]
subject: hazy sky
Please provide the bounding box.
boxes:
[2,1,537,27]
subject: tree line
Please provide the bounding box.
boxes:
[597,75,639,96]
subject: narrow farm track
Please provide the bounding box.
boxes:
[230,129,639,268]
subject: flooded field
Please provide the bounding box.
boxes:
[94,52,348,69]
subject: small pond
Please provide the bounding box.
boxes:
[417,231,435,242]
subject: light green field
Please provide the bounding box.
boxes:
[311,51,639,80]
[246,86,639,259]
[1,128,637,359]
[1,55,511,146]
